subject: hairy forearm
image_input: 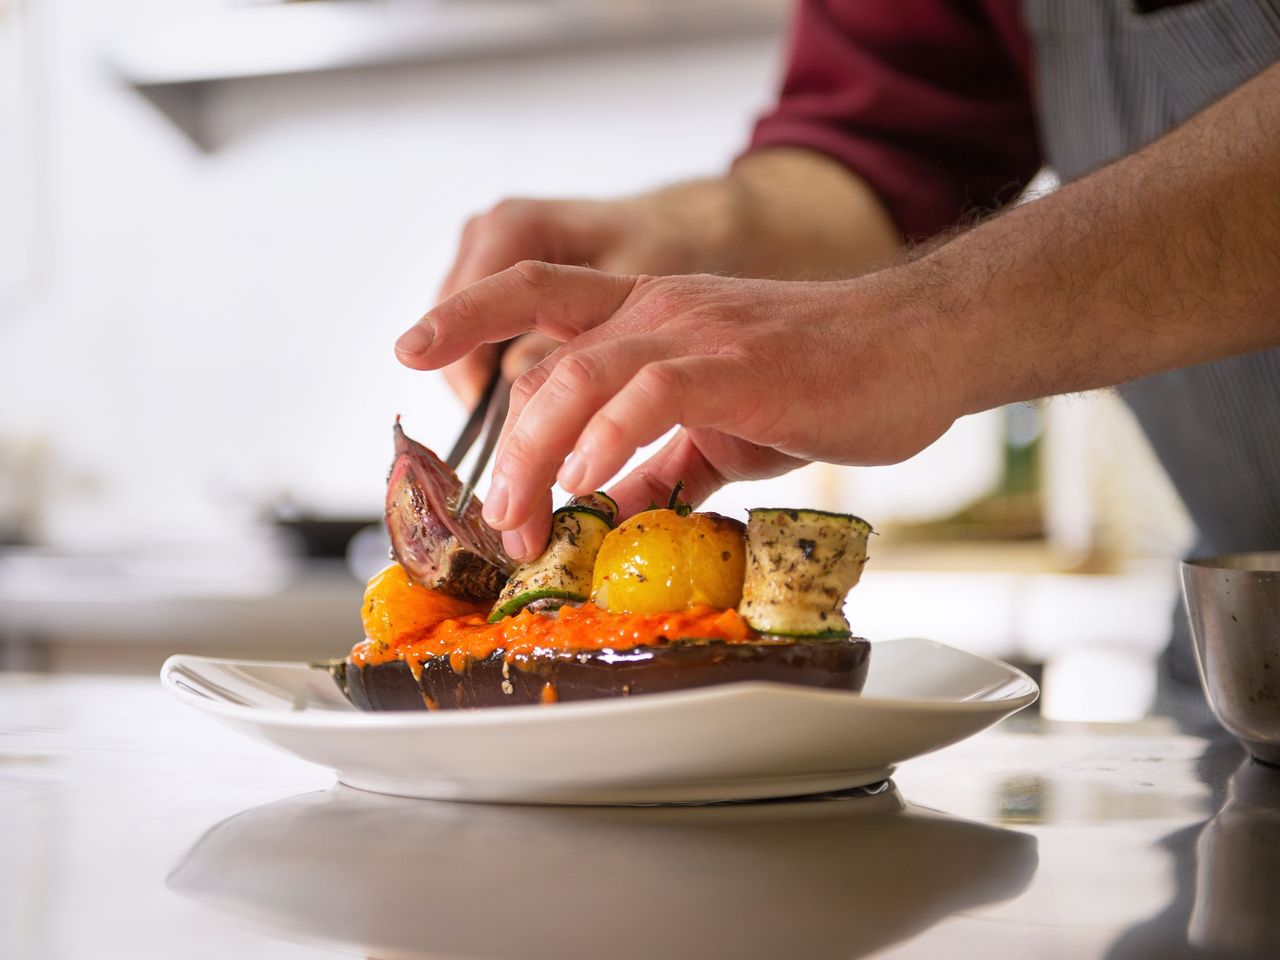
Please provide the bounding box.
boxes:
[912,62,1280,414]
[626,147,902,280]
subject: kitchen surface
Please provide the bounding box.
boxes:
[4,671,1278,959]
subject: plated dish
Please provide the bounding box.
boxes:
[161,638,1038,803]
[161,422,1038,803]
[331,422,875,711]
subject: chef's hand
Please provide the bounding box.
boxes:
[420,195,723,409]
[395,261,961,560]
[411,151,902,408]
[399,63,1280,560]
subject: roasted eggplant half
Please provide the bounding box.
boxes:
[339,636,870,711]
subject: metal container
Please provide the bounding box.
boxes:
[1181,553,1280,766]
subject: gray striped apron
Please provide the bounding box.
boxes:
[1024,0,1280,683]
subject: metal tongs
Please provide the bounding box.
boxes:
[446,357,511,519]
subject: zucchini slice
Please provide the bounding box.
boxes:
[737,508,872,638]
[489,492,619,621]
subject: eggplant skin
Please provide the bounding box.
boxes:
[340,638,870,711]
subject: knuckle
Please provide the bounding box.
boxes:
[502,426,539,468]
[634,282,719,332]
[718,338,755,364]
[637,282,688,320]
[486,200,541,248]
[585,410,628,450]
[511,258,556,290]
[743,402,799,449]
[511,364,550,406]
[490,197,530,221]
[635,360,685,400]
[442,288,483,330]
[550,351,601,397]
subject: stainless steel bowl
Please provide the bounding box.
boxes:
[1181,553,1280,766]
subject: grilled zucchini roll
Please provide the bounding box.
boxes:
[489,492,619,621]
[738,508,872,638]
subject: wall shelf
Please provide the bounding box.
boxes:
[108,0,787,149]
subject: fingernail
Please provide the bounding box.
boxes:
[394,321,434,359]
[502,528,528,562]
[483,475,509,527]
[559,452,585,491]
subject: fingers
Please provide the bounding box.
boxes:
[433,205,544,407]
[558,357,742,495]
[481,338,664,557]
[499,485,552,566]
[395,261,638,371]
[432,200,573,406]
[489,353,749,560]
[439,333,557,413]
[608,428,805,520]
[436,204,537,303]
[605,430,729,517]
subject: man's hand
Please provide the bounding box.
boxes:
[397,62,1280,562]
[396,261,958,561]
[418,196,710,408]
[404,150,902,407]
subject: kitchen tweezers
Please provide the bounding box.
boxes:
[446,361,510,519]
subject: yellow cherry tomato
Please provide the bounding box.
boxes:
[590,509,746,615]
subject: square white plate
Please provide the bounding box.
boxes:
[161,637,1037,804]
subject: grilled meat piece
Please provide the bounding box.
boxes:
[385,420,513,603]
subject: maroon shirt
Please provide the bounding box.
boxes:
[749,0,1195,239]
[749,0,1039,240]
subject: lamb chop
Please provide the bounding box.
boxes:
[385,420,514,603]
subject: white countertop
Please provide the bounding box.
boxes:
[3,672,1277,959]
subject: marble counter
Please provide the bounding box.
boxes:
[2,673,1277,959]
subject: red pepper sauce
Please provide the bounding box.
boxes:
[349,603,756,675]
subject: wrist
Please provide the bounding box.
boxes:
[620,176,751,276]
[867,255,994,421]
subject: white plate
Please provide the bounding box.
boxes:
[161,638,1037,804]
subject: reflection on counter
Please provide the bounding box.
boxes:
[1190,757,1280,955]
[1103,740,1280,960]
[168,783,1038,960]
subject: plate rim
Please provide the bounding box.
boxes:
[161,637,1039,729]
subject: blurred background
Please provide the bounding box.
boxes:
[0,0,1194,721]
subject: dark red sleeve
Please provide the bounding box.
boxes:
[748,0,1041,240]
